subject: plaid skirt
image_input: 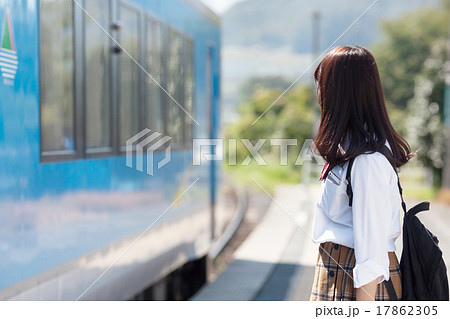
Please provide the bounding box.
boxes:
[310,242,402,301]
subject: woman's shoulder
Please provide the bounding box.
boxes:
[351,151,395,183]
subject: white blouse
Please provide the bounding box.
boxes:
[311,140,402,288]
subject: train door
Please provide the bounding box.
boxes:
[206,47,216,240]
[82,0,115,155]
[116,2,141,150]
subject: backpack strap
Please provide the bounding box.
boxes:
[345,143,406,301]
[378,144,408,215]
[345,144,407,215]
[345,157,355,206]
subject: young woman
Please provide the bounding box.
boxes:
[309,46,413,301]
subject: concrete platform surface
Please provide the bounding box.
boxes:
[191,180,450,301]
[190,183,322,301]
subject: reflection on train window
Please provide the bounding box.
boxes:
[85,0,112,150]
[39,1,199,161]
[119,5,140,147]
[184,37,195,146]
[145,18,164,133]
[167,28,184,146]
[40,0,75,153]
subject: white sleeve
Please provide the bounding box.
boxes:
[351,153,392,288]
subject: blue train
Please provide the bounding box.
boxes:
[0,0,222,300]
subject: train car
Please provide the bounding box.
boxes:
[0,0,222,300]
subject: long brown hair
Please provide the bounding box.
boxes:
[313,46,412,168]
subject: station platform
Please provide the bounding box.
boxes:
[190,183,322,301]
[190,178,450,301]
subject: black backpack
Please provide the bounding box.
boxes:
[345,144,449,301]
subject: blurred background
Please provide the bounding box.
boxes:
[0,0,449,301]
[192,0,450,301]
[202,0,450,197]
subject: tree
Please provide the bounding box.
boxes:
[374,1,450,186]
[406,44,447,186]
[374,8,448,112]
[225,83,314,166]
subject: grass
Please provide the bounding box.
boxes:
[401,184,439,201]
[399,169,438,202]
[224,161,301,194]
[225,159,440,203]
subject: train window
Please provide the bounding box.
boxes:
[184,37,195,146]
[119,4,141,147]
[84,0,112,151]
[39,1,198,160]
[144,18,164,134]
[166,28,184,146]
[40,0,75,154]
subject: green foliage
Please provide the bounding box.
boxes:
[224,79,315,190]
[374,1,450,186]
[405,44,447,186]
[374,8,448,111]
[224,161,302,194]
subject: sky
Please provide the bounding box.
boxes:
[198,0,244,14]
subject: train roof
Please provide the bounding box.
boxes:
[182,0,221,27]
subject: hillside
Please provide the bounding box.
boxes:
[223,0,440,53]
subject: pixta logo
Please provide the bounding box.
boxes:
[126,132,325,176]
[126,129,172,176]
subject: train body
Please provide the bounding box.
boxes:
[0,0,221,300]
